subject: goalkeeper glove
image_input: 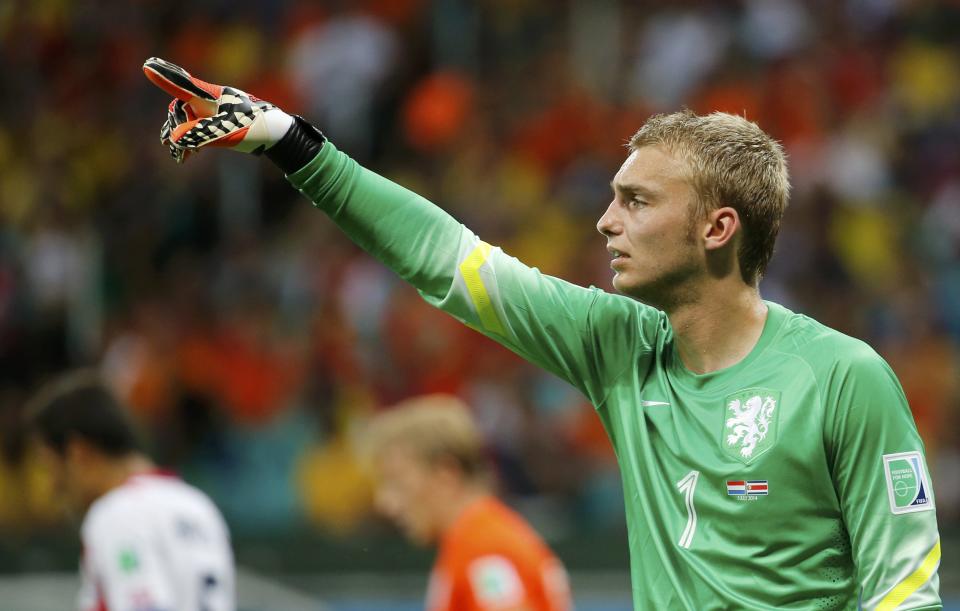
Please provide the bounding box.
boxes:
[143,57,294,163]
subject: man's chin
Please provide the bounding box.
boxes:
[611,273,641,297]
[611,272,626,293]
[611,275,662,307]
[403,525,434,547]
[59,500,83,524]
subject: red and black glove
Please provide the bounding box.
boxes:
[143,57,294,164]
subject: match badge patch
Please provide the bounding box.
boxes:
[720,388,780,464]
[118,548,140,574]
[468,555,524,607]
[727,480,768,498]
[883,451,934,514]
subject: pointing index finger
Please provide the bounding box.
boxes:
[142,57,222,116]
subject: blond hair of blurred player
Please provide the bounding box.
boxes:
[25,370,235,611]
[362,395,572,611]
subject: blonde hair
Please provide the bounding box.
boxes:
[359,395,486,479]
[630,110,790,285]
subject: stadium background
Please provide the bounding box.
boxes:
[0,0,958,609]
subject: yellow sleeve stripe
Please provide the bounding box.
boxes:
[876,540,941,611]
[459,242,506,336]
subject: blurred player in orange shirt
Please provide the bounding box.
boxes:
[362,395,572,611]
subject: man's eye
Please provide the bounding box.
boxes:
[629,198,646,208]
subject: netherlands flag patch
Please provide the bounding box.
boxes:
[727,481,746,495]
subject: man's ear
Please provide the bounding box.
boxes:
[431,455,466,489]
[64,436,97,468]
[703,206,740,251]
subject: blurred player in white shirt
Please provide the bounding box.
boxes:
[25,370,235,611]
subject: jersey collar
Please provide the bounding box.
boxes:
[665,300,790,392]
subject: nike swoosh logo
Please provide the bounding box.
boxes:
[640,400,671,407]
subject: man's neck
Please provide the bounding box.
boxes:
[437,484,488,536]
[97,454,157,499]
[666,286,768,375]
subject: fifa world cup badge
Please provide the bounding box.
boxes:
[883,451,934,514]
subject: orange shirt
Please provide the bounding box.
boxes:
[427,496,572,611]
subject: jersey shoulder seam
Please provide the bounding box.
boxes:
[590,293,660,409]
[764,346,825,411]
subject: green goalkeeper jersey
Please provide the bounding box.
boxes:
[288,143,942,610]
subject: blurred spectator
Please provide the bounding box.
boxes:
[288,5,399,158]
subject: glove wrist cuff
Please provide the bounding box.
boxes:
[265,116,327,174]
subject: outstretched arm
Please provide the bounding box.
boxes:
[142,58,661,403]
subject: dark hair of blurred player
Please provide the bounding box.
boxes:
[26,371,149,514]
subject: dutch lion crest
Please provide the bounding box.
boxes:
[724,394,777,459]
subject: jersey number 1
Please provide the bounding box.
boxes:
[676,470,699,549]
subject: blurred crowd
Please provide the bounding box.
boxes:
[0,0,958,543]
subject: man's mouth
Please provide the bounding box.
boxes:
[607,247,629,267]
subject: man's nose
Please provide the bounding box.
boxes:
[597,200,620,236]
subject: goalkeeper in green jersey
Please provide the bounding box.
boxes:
[143,58,942,610]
